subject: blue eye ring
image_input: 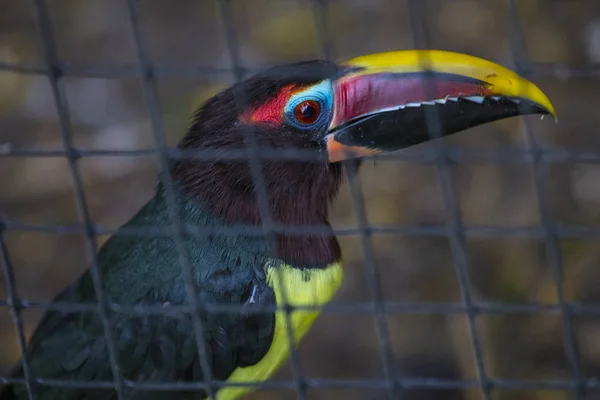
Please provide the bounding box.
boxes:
[284,80,333,130]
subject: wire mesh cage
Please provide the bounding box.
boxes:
[2,0,600,399]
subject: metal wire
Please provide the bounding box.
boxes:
[216,1,308,398]
[28,0,127,398]
[0,227,35,400]
[123,0,218,398]
[3,59,600,79]
[0,0,597,399]
[506,2,585,398]
[4,146,600,165]
[6,297,600,318]
[1,375,600,393]
[2,374,600,392]
[406,1,492,398]
[313,1,403,398]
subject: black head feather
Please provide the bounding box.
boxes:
[170,60,345,268]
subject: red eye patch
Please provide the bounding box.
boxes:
[241,85,300,125]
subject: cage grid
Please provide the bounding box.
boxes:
[504,1,585,398]
[0,0,599,399]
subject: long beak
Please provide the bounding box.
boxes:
[325,50,557,162]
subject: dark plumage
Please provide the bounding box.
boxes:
[173,59,346,267]
[1,49,556,400]
[1,60,346,400]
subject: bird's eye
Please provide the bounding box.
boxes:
[294,100,321,125]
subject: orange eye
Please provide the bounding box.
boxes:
[294,100,321,125]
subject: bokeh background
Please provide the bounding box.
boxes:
[2,0,600,399]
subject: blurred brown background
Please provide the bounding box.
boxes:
[2,0,600,399]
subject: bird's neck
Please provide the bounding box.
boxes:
[169,158,343,269]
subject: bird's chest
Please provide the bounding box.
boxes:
[217,261,344,400]
[267,261,345,346]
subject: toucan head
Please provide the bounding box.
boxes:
[171,50,555,266]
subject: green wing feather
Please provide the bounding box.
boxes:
[1,190,276,400]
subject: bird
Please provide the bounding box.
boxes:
[1,50,556,400]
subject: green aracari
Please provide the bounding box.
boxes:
[1,50,556,400]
